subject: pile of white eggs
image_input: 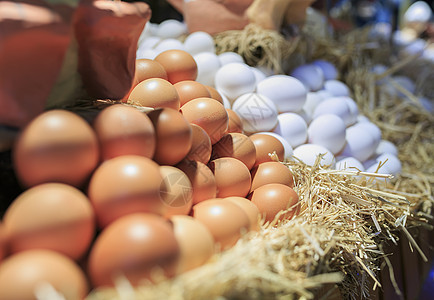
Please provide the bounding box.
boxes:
[136,19,402,180]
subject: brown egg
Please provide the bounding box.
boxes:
[224,197,260,231]
[88,155,164,228]
[174,80,211,106]
[186,124,212,164]
[176,160,216,205]
[147,108,192,165]
[160,166,193,218]
[226,108,243,133]
[249,183,299,223]
[209,157,251,198]
[93,104,156,161]
[192,199,250,250]
[4,183,95,261]
[181,97,228,144]
[250,161,295,192]
[13,110,99,188]
[134,58,168,85]
[128,78,180,110]
[0,250,88,300]
[249,134,285,166]
[154,49,198,84]
[205,85,224,104]
[170,215,215,274]
[0,223,6,262]
[88,213,179,287]
[212,133,256,170]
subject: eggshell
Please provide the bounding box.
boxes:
[335,157,365,171]
[148,108,193,165]
[224,197,260,231]
[193,52,221,86]
[250,161,294,192]
[160,166,193,217]
[293,144,335,167]
[365,163,393,184]
[156,19,187,39]
[218,52,244,65]
[256,132,294,161]
[323,80,350,97]
[205,85,224,104]
[376,153,402,176]
[375,139,398,157]
[256,75,307,112]
[250,67,267,85]
[154,49,198,84]
[136,48,158,60]
[341,96,359,126]
[353,121,381,150]
[192,199,250,250]
[154,39,186,54]
[88,155,164,228]
[250,134,285,165]
[181,97,228,144]
[129,78,180,110]
[290,64,325,92]
[13,110,99,188]
[209,157,251,198]
[0,250,88,300]
[212,133,256,170]
[93,104,156,161]
[176,160,217,205]
[134,59,168,86]
[404,1,432,24]
[308,114,346,155]
[273,113,308,148]
[232,93,278,134]
[170,215,215,274]
[303,92,325,116]
[214,63,256,102]
[4,183,95,260]
[225,108,244,133]
[174,80,211,106]
[186,124,212,164]
[137,36,160,51]
[341,125,377,162]
[184,31,216,55]
[312,60,338,80]
[249,184,299,223]
[88,214,179,287]
[312,97,353,127]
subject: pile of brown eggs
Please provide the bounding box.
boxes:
[0,49,299,299]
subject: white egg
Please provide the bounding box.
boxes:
[341,125,377,162]
[218,52,244,65]
[232,93,278,133]
[324,80,350,97]
[138,22,154,44]
[137,36,161,51]
[303,92,325,116]
[256,132,294,160]
[194,52,221,86]
[419,96,434,113]
[184,31,215,55]
[312,97,352,127]
[357,115,371,123]
[371,64,389,85]
[218,89,232,109]
[136,48,157,60]
[316,90,334,100]
[147,22,159,36]
[214,63,256,102]
[308,114,346,155]
[296,108,312,125]
[273,113,308,148]
[312,60,338,80]
[290,64,325,91]
[341,96,359,126]
[256,75,307,113]
[156,19,188,39]
[423,45,434,62]
[154,39,185,53]
[335,157,365,171]
[250,67,267,85]
[365,163,393,184]
[369,22,393,40]
[391,75,416,94]
[354,122,381,150]
[363,158,378,170]
[404,1,432,24]
[401,38,426,56]
[376,153,402,176]
[392,29,417,47]
[293,144,335,167]
[375,140,398,156]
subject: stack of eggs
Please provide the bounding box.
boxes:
[0,28,302,300]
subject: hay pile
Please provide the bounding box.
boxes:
[88,20,433,300]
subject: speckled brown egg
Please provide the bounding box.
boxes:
[0,250,88,300]
[249,133,285,166]
[93,104,156,161]
[250,161,295,192]
[209,157,251,198]
[88,213,179,287]
[147,108,192,165]
[174,80,211,106]
[181,97,228,144]
[128,78,180,110]
[154,50,198,84]
[226,108,243,133]
[186,124,212,164]
[212,133,256,170]
[13,110,99,188]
